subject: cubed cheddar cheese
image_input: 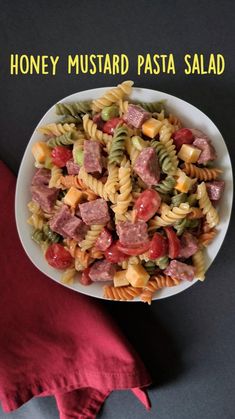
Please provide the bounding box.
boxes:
[63,187,84,207]
[178,144,201,163]
[141,118,163,138]
[113,270,129,287]
[126,263,150,288]
[175,170,196,193]
[32,141,51,163]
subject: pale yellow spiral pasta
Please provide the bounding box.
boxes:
[182,163,223,181]
[149,202,191,229]
[192,250,205,281]
[104,164,119,195]
[138,252,150,262]
[80,224,105,252]
[159,121,178,175]
[152,110,165,121]
[61,267,76,285]
[118,99,129,115]
[38,123,76,137]
[27,200,42,215]
[91,80,134,112]
[27,213,44,230]
[49,165,63,188]
[119,256,139,269]
[125,137,140,165]
[197,182,219,228]
[82,114,112,147]
[79,167,117,203]
[112,163,132,221]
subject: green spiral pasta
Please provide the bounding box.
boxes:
[32,229,45,244]
[56,101,92,116]
[143,261,157,275]
[159,193,172,205]
[47,132,75,147]
[43,224,61,243]
[61,115,83,124]
[155,176,176,194]
[151,140,175,175]
[174,218,199,236]
[187,193,198,207]
[155,256,169,270]
[108,124,128,166]
[171,192,188,207]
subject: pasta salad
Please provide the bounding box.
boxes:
[28,80,224,304]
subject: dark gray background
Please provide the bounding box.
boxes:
[0,0,235,418]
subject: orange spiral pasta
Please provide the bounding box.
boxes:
[103,285,142,301]
[182,163,223,181]
[168,113,182,131]
[65,239,91,268]
[59,175,98,200]
[89,247,104,259]
[140,275,180,304]
[198,229,217,248]
[187,207,204,219]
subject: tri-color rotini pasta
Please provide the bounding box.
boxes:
[29,80,225,303]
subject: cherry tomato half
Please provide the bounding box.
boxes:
[164,227,180,259]
[134,189,161,222]
[51,146,72,168]
[116,240,150,256]
[149,233,168,260]
[45,243,73,269]
[104,241,128,263]
[172,128,194,151]
[103,118,123,135]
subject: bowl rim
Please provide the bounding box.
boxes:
[15,85,234,302]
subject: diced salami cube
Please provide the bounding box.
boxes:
[49,205,72,236]
[124,104,151,128]
[178,232,199,259]
[95,228,113,251]
[164,260,196,281]
[83,140,102,173]
[31,168,51,186]
[117,221,149,247]
[66,159,80,175]
[62,217,88,242]
[31,185,58,213]
[89,260,116,282]
[191,129,217,164]
[79,199,110,225]
[134,147,160,186]
[206,181,225,201]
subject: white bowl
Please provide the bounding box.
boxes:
[15,87,233,301]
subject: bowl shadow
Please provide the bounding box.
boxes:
[103,300,184,388]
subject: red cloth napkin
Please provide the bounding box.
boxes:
[0,161,151,418]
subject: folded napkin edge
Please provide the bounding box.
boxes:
[0,370,152,412]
